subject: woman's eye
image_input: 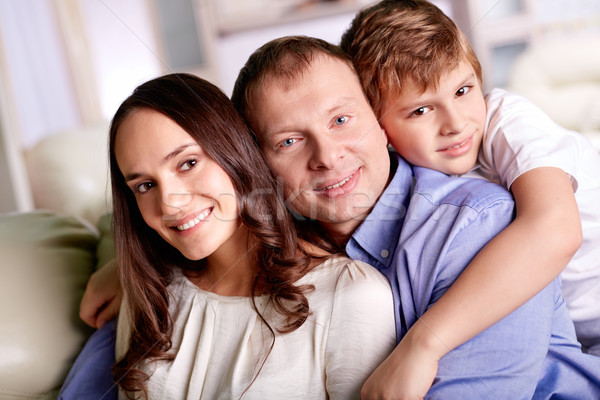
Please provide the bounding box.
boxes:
[334,116,348,125]
[136,182,154,194]
[181,159,196,171]
[281,138,296,147]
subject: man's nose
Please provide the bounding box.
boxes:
[308,132,344,170]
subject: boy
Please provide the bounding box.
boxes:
[342,0,600,396]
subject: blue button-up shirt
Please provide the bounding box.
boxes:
[346,153,600,399]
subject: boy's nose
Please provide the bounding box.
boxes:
[440,108,465,136]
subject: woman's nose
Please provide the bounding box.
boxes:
[160,186,193,217]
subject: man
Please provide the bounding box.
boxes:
[231,35,600,399]
[72,36,600,399]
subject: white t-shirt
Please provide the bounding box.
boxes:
[468,88,600,347]
[116,256,396,400]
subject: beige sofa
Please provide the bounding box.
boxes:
[0,126,113,400]
[505,34,600,151]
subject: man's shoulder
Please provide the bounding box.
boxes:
[412,166,514,213]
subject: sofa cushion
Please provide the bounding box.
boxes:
[25,124,112,226]
[0,211,98,399]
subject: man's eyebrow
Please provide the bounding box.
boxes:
[261,96,358,138]
[328,96,357,114]
[124,143,197,182]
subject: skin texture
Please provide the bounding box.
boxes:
[246,54,390,241]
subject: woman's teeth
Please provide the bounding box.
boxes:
[177,209,211,231]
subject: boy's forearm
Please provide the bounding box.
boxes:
[408,167,581,360]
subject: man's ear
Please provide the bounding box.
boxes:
[379,124,389,146]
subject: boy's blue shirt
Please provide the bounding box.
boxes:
[346,152,600,399]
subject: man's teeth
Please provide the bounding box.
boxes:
[177,209,210,231]
[325,175,351,190]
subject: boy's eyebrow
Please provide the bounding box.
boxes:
[389,72,479,113]
[458,73,478,87]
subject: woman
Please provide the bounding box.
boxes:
[100,73,394,399]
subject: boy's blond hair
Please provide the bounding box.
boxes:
[341,0,482,118]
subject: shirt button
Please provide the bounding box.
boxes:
[380,249,389,258]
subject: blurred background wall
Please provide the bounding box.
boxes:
[0,0,599,213]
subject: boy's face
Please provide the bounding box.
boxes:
[380,60,486,175]
[246,54,390,239]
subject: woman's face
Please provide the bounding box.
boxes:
[115,108,241,261]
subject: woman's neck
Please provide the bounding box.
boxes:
[189,224,259,297]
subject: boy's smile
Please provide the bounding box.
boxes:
[380,60,486,176]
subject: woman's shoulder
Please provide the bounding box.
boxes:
[305,255,390,292]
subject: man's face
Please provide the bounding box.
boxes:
[247,54,390,239]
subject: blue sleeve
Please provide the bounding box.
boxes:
[58,319,118,400]
[426,199,554,400]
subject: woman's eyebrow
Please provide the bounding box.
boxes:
[124,143,198,182]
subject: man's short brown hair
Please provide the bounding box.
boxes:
[341,0,482,118]
[231,35,355,130]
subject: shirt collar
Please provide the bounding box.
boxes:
[347,153,414,268]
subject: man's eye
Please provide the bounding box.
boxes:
[281,138,296,147]
[334,116,348,125]
[181,159,196,171]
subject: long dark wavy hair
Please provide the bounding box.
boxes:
[110,73,314,397]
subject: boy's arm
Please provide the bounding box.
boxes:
[362,166,581,399]
[79,258,122,329]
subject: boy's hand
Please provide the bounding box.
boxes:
[79,259,122,329]
[361,336,438,400]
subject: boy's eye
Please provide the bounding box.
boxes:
[181,159,196,171]
[412,106,430,117]
[334,116,348,125]
[456,86,471,97]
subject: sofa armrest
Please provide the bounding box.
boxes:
[0,211,99,399]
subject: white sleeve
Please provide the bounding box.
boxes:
[324,260,396,400]
[481,89,585,191]
[115,298,131,362]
